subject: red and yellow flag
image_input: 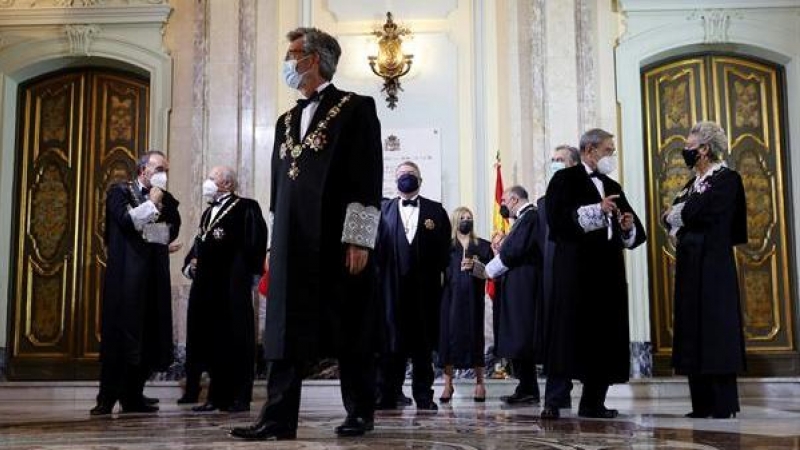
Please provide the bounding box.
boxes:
[487,152,508,301]
[491,152,509,235]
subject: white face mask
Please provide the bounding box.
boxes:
[549,161,566,175]
[202,179,219,200]
[282,56,309,90]
[597,155,617,175]
[150,171,167,190]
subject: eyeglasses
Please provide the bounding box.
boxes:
[284,50,309,61]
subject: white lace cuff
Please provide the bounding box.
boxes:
[666,202,685,228]
[128,200,159,231]
[341,202,380,249]
[577,203,608,233]
[485,255,508,279]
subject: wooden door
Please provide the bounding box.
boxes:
[8,68,149,380]
[643,54,798,375]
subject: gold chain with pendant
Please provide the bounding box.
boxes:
[279,93,353,180]
[197,198,240,242]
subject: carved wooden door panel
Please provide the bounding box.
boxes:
[644,54,797,375]
[8,68,148,380]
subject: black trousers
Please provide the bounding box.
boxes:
[258,355,376,430]
[378,351,434,404]
[98,358,150,407]
[511,358,540,398]
[688,374,740,415]
[544,376,573,408]
[578,379,609,412]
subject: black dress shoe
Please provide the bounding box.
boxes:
[685,411,711,418]
[120,403,159,414]
[192,402,219,412]
[578,407,618,418]
[397,393,413,406]
[143,395,159,405]
[177,394,199,404]
[501,392,540,405]
[540,406,560,420]
[224,401,251,413]
[416,400,438,411]
[375,399,399,410]
[230,421,297,440]
[335,417,374,436]
[90,402,115,416]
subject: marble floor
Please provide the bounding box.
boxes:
[1,381,800,449]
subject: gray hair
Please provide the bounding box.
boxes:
[396,160,421,176]
[287,27,341,81]
[579,128,614,152]
[218,166,239,191]
[690,121,727,162]
[555,144,580,165]
[137,150,166,174]
[508,185,529,200]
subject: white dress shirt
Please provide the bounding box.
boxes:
[398,195,420,243]
[209,193,233,223]
[300,81,331,139]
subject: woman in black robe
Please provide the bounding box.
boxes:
[438,206,493,403]
[663,121,747,419]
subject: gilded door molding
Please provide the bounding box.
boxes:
[644,54,797,375]
[8,68,148,380]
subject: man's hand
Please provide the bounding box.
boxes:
[345,245,369,275]
[168,241,183,253]
[601,194,620,214]
[619,212,634,231]
[149,186,164,206]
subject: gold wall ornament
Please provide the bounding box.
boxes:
[368,12,413,110]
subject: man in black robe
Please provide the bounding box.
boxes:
[91,150,181,415]
[545,128,646,418]
[538,145,580,419]
[486,186,542,405]
[376,161,450,412]
[230,27,382,440]
[184,166,267,413]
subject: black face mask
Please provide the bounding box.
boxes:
[458,219,473,234]
[397,173,420,194]
[499,205,511,219]
[682,147,700,168]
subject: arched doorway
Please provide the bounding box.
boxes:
[7,67,150,380]
[642,53,798,376]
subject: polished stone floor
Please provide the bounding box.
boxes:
[1,381,800,449]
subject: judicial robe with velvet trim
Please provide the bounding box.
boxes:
[101,182,180,372]
[494,204,544,360]
[438,238,494,368]
[544,165,646,383]
[377,197,451,354]
[264,84,383,360]
[669,167,747,375]
[185,195,267,405]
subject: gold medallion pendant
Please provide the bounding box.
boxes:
[281,92,353,180]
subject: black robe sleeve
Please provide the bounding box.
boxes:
[544,171,586,241]
[104,184,139,243]
[342,97,383,217]
[499,210,541,268]
[243,200,269,275]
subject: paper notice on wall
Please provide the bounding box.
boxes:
[382,128,442,201]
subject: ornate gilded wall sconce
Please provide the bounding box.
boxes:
[368,12,413,109]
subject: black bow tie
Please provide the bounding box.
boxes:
[208,199,221,207]
[401,198,418,207]
[296,91,321,109]
[589,171,601,178]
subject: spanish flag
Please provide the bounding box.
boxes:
[487,152,508,301]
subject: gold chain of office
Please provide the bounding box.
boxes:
[280,93,353,180]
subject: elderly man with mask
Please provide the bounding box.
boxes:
[486,185,544,406]
[183,166,268,413]
[91,150,181,415]
[545,128,646,418]
[537,145,580,420]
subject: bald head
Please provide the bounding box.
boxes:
[208,166,238,193]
